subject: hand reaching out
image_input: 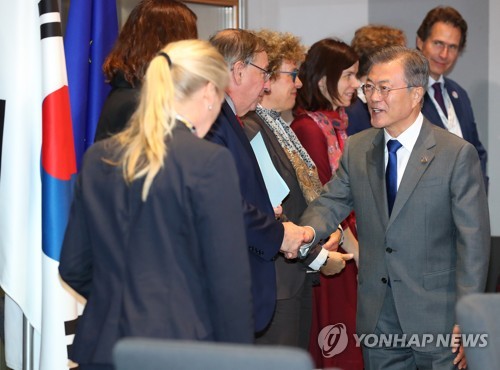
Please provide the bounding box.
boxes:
[322,229,342,252]
[319,251,354,276]
[280,222,313,259]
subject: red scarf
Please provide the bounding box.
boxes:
[304,107,349,173]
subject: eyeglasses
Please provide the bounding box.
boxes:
[247,62,272,82]
[362,83,415,97]
[279,69,299,83]
[431,40,459,54]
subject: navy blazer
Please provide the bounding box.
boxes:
[205,101,284,332]
[346,98,372,136]
[422,77,488,189]
[60,124,253,367]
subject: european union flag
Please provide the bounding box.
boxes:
[64,0,118,169]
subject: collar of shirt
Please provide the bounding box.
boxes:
[357,86,367,103]
[428,75,446,94]
[383,113,423,188]
[384,112,423,152]
[225,94,237,115]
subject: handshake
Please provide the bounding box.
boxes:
[279,222,354,276]
[279,222,315,259]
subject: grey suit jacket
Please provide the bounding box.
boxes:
[300,119,490,347]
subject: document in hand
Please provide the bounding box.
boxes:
[250,132,290,207]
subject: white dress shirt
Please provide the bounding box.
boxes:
[428,76,463,138]
[384,113,423,190]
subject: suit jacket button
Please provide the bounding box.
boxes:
[381,277,388,284]
[386,247,393,253]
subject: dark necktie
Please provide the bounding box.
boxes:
[432,82,448,118]
[386,140,403,216]
[236,115,244,127]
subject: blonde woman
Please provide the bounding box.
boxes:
[59,40,253,370]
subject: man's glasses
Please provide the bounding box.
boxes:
[248,62,272,82]
[279,69,299,83]
[362,83,415,98]
[431,40,459,54]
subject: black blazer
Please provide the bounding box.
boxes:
[94,73,140,142]
[59,124,253,367]
[205,101,284,332]
[346,98,372,136]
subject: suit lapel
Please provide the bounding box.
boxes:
[388,120,435,228]
[444,79,467,135]
[422,93,445,129]
[222,102,257,155]
[366,130,390,226]
[221,102,274,211]
[259,121,296,178]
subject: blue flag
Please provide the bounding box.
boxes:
[64,0,118,169]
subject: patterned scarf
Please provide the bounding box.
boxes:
[303,107,349,173]
[300,107,357,237]
[255,105,323,204]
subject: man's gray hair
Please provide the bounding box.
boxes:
[368,46,429,90]
[209,28,266,70]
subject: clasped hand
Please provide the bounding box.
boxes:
[280,222,314,259]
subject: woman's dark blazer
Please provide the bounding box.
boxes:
[59,124,253,367]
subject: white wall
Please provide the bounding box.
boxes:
[246,0,369,47]
[489,0,500,235]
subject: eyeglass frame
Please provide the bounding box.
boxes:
[362,83,416,98]
[430,40,460,54]
[247,62,272,82]
[278,69,299,83]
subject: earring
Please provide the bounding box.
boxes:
[208,105,213,110]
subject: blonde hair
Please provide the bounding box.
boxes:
[114,39,229,200]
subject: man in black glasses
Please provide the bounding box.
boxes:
[242,29,349,350]
[300,46,489,370]
[206,29,313,335]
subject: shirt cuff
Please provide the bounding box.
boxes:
[298,226,316,258]
[308,248,329,271]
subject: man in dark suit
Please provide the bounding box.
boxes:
[206,29,309,334]
[300,46,490,370]
[241,29,352,350]
[416,6,488,189]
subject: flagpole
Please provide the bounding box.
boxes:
[22,315,33,370]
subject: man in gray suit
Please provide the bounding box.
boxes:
[300,46,490,370]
